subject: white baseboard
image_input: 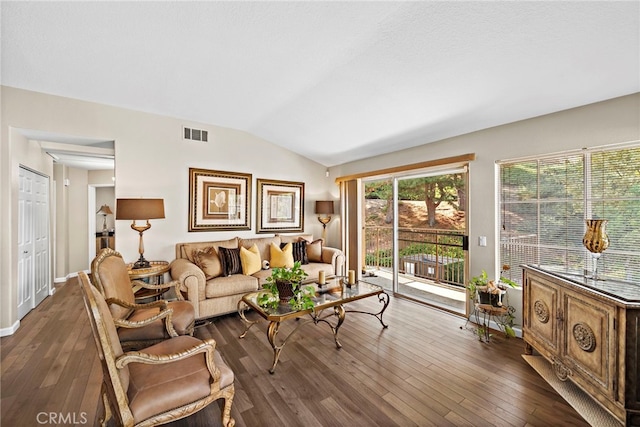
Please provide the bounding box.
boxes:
[54,270,85,285]
[0,320,20,337]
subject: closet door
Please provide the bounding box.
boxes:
[17,167,50,319]
[33,171,50,306]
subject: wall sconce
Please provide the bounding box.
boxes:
[96,204,113,235]
[116,198,165,269]
[315,200,334,242]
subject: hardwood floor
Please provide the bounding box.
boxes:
[1,278,589,426]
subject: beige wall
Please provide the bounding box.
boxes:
[0,86,334,333]
[53,164,68,281]
[2,84,637,333]
[329,92,640,328]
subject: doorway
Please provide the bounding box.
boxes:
[18,166,51,319]
[361,168,468,315]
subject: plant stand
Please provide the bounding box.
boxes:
[474,304,507,342]
[466,290,516,343]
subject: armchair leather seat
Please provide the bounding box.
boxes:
[77,271,235,427]
[92,248,195,350]
[117,300,195,342]
[127,335,234,423]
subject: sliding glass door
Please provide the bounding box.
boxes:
[362,168,468,314]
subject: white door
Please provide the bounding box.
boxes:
[33,171,50,306]
[17,167,50,319]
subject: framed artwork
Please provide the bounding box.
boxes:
[188,168,252,231]
[256,178,304,233]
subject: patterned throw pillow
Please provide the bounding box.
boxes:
[192,247,223,279]
[281,239,308,264]
[306,239,323,263]
[218,247,242,276]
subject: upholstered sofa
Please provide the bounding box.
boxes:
[170,234,344,320]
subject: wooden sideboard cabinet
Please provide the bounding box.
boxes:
[523,265,640,426]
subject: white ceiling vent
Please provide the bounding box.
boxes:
[183,126,208,142]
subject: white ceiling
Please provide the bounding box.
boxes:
[2,1,639,167]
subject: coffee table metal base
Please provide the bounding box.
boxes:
[238,284,389,374]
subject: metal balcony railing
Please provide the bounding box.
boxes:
[364,226,467,288]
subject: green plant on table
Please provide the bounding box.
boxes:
[467,265,518,338]
[257,261,315,311]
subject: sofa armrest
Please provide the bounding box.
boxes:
[321,247,345,276]
[170,258,206,318]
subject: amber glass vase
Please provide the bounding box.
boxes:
[582,219,610,279]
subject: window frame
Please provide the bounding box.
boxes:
[498,142,640,286]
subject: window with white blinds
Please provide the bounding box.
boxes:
[499,145,640,285]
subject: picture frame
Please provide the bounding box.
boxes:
[188,168,252,232]
[256,178,304,233]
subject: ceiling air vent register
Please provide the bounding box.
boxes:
[183,126,208,142]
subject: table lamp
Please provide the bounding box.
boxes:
[116,198,165,269]
[315,200,334,242]
[96,204,113,235]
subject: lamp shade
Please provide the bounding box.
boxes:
[96,204,113,215]
[116,198,165,220]
[315,200,334,215]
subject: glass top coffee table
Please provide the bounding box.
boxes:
[237,276,389,373]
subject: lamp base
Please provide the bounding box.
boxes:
[132,255,151,269]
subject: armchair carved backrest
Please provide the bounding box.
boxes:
[91,248,196,351]
[79,271,136,426]
[78,272,236,427]
[91,249,137,320]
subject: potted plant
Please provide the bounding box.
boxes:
[258,261,315,311]
[467,265,518,338]
[468,266,517,306]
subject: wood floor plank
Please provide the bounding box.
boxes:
[1,279,591,426]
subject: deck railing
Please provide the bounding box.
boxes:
[364,226,467,287]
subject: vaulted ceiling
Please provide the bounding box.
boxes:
[2,1,639,167]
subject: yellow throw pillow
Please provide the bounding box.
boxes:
[270,242,294,268]
[240,244,262,276]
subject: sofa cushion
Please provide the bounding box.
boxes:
[306,239,323,263]
[205,275,258,298]
[176,237,239,263]
[270,242,294,268]
[239,236,280,262]
[251,269,272,287]
[282,240,308,264]
[240,244,262,276]
[192,247,223,279]
[300,263,334,280]
[218,247,242,276]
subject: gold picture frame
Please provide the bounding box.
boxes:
[189,168,252,232]
[256,178,304,233]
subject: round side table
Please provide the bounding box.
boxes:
[127,261,170,300]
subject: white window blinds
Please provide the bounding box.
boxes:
[499,145,640,285]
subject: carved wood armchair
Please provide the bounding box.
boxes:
[78,271,235,427]
[91,248,195,350]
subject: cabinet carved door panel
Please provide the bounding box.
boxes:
[525,274,559,355]
[523,266,640,425]
[563,290,616,397]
